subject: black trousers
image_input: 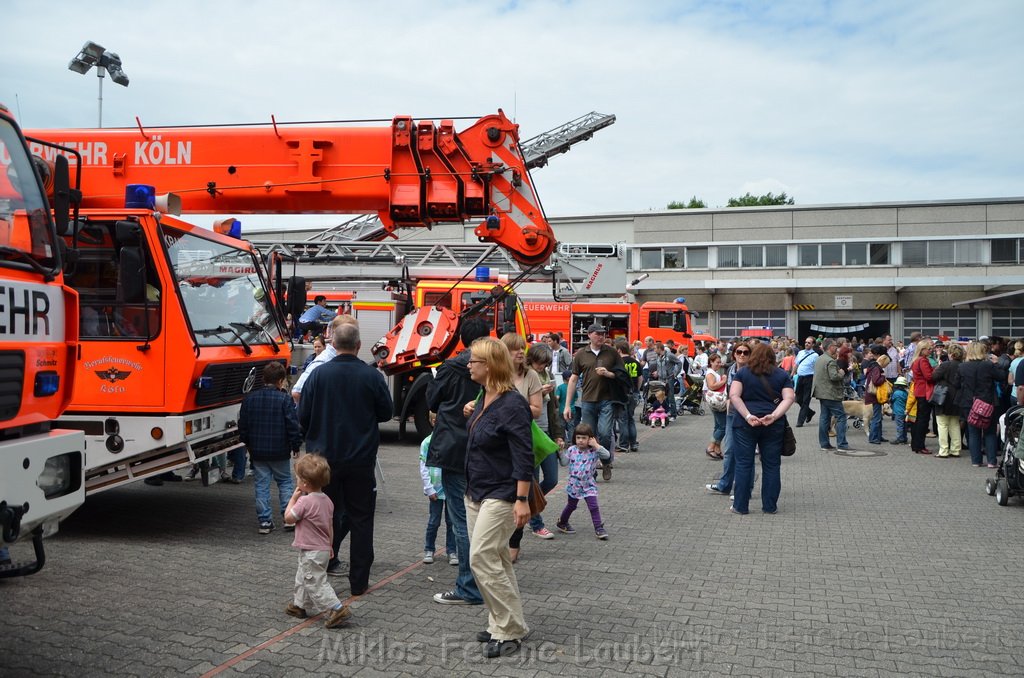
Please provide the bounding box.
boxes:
[325,462,376,595]
[795,376,815,425]
[911,399,932,452]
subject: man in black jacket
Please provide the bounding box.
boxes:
[299,322,393,596]
[425,316,490,605]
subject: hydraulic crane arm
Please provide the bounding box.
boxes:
[26,110,555,265]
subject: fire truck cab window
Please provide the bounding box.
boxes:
[163,226,282,347]
[650,311,675,329]
[67,222,162,339]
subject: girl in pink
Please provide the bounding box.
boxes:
[283,454,352,629]
[649,389,669,428]
[555,423,609,539]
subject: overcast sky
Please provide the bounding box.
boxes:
[4,0,1022,226]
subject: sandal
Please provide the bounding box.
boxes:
[705,447,718,459]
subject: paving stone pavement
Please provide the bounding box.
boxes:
[3,411,1024,677]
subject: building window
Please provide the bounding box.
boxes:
[845,243,867,266]
[765,245,787,267]
[718,245,739,268]
[741,245,763,268]
[870,243,890,265]
[663,247,682,269]
[930,241,954,266]
[716,310,787,338]
[821,243,843,266]
[991,238,1018,264]
[799,244,818,267]
[903,241,927,266]
[686,247,708,268]
[955,240,984,265]
[903,309,977,339]
[639,249,661,269]
[993,310,1024,338]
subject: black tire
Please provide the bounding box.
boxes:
[996,478,1010,506]
[412,394,432,441]
[985,478,997,497]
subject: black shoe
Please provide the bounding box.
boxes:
[484,639,521,658]
[326,561,348,577]
[477,630,492,643]
[161,471,183,482]
[143,476,164,486]
[807,410,816,423]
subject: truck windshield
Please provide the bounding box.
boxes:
[162,226,283,347]
[0,117,57,271]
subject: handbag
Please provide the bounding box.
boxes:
[531,420,559,466]
[929,383,949,407]
[968,397,994,428]
[756,373,796,456]
[527,478,547,515]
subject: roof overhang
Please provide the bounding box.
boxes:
[951,288,1024,309]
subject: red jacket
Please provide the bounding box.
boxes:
[911,357,935,400]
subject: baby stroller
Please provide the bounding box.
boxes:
[676,374,706,416]
[986,405,1024,506]
[640,380,669,425]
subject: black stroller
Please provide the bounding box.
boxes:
[640,380,670,425]
[987,405,1024,506]
[676,374,706,416]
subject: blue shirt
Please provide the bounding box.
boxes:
[238,385,302,461]
[299,304,335,324]
[795,349,819,376]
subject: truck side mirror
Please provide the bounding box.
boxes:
[503,291,518,324]
[52,155,71,237]
[672,312,687,334]
[287,276,307,320]
[118,247,146,303]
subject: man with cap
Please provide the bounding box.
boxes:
[563,322,625,479]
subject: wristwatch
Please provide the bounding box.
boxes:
[515,495,529,502]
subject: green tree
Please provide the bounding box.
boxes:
[667,196,707,209]
[726,191,795,207]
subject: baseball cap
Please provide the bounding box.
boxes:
[586,322,607,334]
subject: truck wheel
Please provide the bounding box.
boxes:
[412,395,432,440]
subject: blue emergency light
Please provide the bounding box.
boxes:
[34,371,60,397]
[125,184,156,209]
[475,267,491,282]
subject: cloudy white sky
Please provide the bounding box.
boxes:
[4,0,1022,224]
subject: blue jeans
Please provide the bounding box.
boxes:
[732,421,784,514]
[528,453,559,532]
[229,447,248,481]
[425,498,456,554]
[253,459,295,524]
[894,411,907,442]
[967,422,998,465]
[616,395,638,449]
[712,408,727,443]
[868,403,884,443]
[440,471,483,604]
[817,399,849,448]
[712,410,754,495]
[581,400,616,454]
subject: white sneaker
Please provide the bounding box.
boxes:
[448,553,459,566]
[422,551,434,564]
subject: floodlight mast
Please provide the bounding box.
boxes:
[67,40,128,128]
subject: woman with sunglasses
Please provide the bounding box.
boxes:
[705,342,755,498]
[727,342,796,515]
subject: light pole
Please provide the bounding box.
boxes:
[68,41,129,128]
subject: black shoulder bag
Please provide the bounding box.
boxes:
[756,373,797,456]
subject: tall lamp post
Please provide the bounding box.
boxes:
[68,41,129,128]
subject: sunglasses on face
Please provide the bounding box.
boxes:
[735,349,750,356]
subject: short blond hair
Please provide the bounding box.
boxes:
[471,337,515,393]
[964,341,988,362]
[294,454,331,491]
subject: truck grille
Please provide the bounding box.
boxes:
[0,351,25,421]
[194,360,286,407]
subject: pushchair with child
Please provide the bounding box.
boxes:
[640,380,669,425]
[987,405,1024,506]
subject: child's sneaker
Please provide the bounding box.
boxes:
[448,552,459,566]
[422,551,434,564]
[595,527,609,540]
[284,603,307,619]
[325,605,352,629]
[556,522,575,534]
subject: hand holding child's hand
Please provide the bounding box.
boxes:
[428,493,438,501]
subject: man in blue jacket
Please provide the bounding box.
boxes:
[299,322,393,596]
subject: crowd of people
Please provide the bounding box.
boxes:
[162,305,1024,658]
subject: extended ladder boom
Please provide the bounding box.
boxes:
[26,110,555,265]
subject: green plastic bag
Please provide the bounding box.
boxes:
[532,420,559,466]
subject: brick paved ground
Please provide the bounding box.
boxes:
[3,411,1023,677]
